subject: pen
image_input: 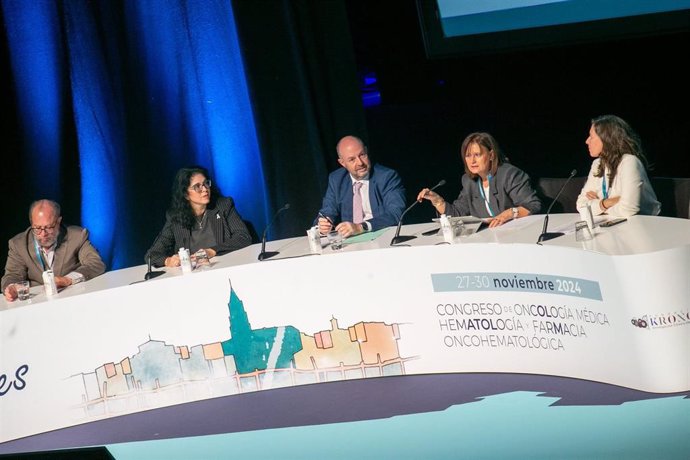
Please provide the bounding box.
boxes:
[318,212,334,226]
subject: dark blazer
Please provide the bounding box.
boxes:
[146,196,251,267]
[317,164,406,231]
[1,225,106,290]
[446,163,542,218]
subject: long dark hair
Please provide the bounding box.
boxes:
[592,115,650,184]
[168,166,221,228]
[460,132,506,180]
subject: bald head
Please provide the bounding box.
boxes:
[336,136,365,157]
[336,136,370,180]
[29,200,61,221]
[29,200,62,248]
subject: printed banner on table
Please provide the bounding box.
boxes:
[1,243,688,445]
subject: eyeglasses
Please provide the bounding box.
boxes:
[31,222,59,234]
[188,180,212,193]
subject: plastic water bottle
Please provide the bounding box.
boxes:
[179,248,193,274]
[306,226,322,254]
[42,270,58,296]
[440,214,454,243]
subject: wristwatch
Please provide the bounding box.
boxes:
[512,207,519,219]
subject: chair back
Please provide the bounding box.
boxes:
[535,176,587,213]
[652,177,690,219]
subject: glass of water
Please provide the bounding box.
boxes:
[327,231,344,250]
[575,220,593,241]
[193,249,210,269]
[16,281,30,300]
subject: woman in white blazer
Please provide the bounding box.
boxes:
[576,115,660,217]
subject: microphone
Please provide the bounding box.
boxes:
[391,179,446,245]
[258,203,290,261]
[144,228,166,280]
[537,169,577,244]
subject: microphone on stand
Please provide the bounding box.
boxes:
[258,203,290,261]
[537,169,577,244]
[391,179,446,246]
[144,229,166,280]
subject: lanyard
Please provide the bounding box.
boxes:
[33,238,51,271]
[601,176,608,199]
[477,177,494,217]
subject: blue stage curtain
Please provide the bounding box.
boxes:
[1,0,267,269]
[1,0,64,200]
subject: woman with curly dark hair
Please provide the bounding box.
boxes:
[576,115,660,217]
[146,166,251,267]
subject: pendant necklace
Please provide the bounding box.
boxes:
[195,210,206,229]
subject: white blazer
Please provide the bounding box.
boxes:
[576,155,661,217]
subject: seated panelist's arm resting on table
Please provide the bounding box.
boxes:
[71,227,107,280]
[146,196,251,268]
[316,165,406,237]
[2,226,106,301]
[316,171,344,235]
[146,219,178,268]
[2,237,30,301]
[576,156,660,218]
[366,166,406,231]
[2,237,31,294]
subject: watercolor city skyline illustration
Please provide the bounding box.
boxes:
[69,282,415,420]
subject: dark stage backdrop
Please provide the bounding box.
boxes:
[1,0,270,272]
[346,1,690,224]
[1,0,688,279]
[0,0,364,275]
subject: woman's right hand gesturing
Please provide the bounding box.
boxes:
[417,188,446,214]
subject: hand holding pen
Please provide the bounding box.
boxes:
[317,212,334,235]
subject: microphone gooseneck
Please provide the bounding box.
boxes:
[391,179,446,246]
[537,169,577,244]
[144,228,166,281]
[258,203,291,261]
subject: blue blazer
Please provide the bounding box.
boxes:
[317,164,406,231]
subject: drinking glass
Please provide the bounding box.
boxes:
[575,221,593,241]
[327,231,344,250]
[16,281,30,300]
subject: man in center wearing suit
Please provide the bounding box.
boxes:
[2,199,106,301]
[317,135,406,237]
